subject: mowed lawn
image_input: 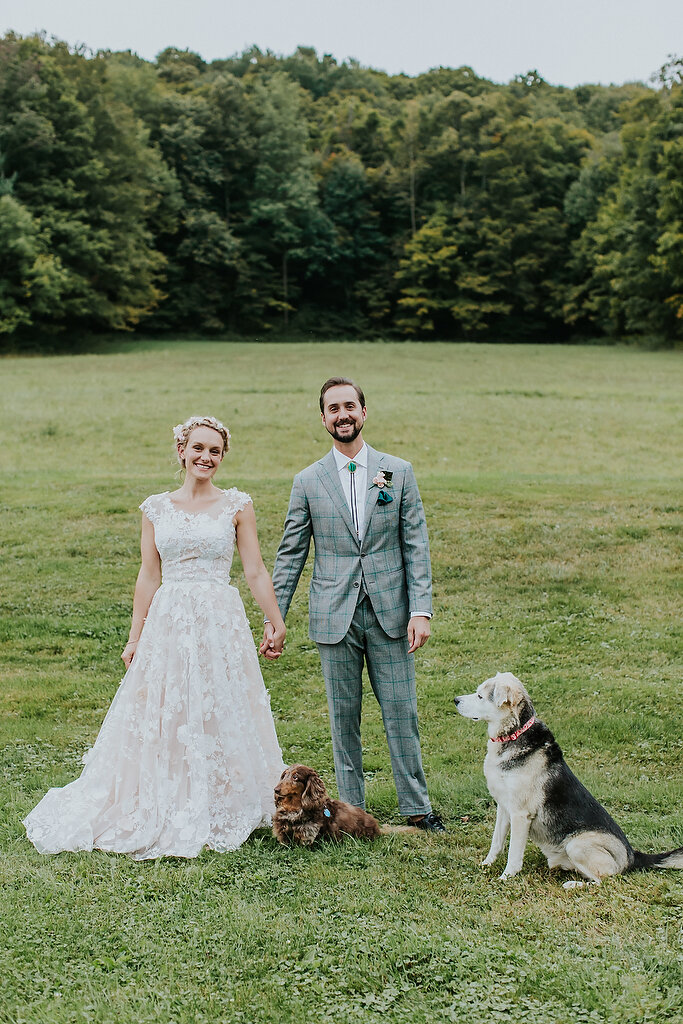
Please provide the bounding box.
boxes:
[0,341,681,1024]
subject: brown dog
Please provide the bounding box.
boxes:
[273,765,382,846]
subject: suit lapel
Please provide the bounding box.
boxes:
[361,445,382,542]
[317,450,359,543]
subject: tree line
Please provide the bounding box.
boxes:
[1,34,682,343]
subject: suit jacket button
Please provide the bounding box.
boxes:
[353,581,360,588]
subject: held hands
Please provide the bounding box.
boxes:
[407,615,430,654]
[260,621,286,660]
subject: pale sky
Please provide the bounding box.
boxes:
[2,0,682,87]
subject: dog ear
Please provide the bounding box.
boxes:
[300,769,326,811]
[493,673,527,709]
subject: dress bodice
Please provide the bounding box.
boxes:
[140,489,251,584]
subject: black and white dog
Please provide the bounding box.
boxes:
[455,672,683,888]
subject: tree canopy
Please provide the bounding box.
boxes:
[1,34,681,343]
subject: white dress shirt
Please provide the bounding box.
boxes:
[331,444,431,620]
[332,442,368,537]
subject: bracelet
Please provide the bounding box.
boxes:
[124,639,139,647]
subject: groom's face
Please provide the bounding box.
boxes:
[321,385,367,443]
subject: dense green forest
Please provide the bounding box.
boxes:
[1,33,682,343]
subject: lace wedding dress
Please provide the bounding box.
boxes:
[24,489,284,859]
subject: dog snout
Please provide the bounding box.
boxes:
[454,696,462,706]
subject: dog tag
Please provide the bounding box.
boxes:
[323,808,331,817]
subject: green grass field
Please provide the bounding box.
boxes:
[1,341,681,1024]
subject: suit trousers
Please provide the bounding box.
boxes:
[315,594,431,816]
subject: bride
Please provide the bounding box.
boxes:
[24,415,286,859]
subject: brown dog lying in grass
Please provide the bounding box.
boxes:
[273,764,384,845]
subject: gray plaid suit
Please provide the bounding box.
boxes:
[272,444,432,814]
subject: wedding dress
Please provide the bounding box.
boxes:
[24,489,284,859]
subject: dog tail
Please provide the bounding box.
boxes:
[632,846,683,871]
[379,824,419,835]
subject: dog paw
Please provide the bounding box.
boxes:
[499,870,519,880]
[481,857,495,868]
[563,880,586,890]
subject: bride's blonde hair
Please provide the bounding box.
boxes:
[173,416,230,466]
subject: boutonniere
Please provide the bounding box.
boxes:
[372,469,393,505]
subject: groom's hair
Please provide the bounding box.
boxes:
[319,377,365,413]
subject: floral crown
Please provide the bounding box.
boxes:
[173,416,230,464]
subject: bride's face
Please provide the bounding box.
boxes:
[179,426,225,480]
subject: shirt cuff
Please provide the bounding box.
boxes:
[410,611,432,619]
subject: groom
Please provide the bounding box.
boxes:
[264,377,445,831]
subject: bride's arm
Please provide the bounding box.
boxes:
[121,514,162,669]
[234,502,286,659]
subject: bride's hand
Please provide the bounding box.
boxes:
[260,622,285,660]
[121,640,138,669]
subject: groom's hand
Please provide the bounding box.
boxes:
[407,616,431,654]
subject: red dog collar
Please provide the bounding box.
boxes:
[490,716,536,743]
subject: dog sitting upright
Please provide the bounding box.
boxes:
[455,672,683,888]
[273,765,381,846]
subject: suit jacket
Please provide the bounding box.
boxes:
[272,444,432,643]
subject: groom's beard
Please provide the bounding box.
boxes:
[328,419,364,443]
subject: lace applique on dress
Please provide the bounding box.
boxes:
[138,493,165,526]
[24,487,283,860]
